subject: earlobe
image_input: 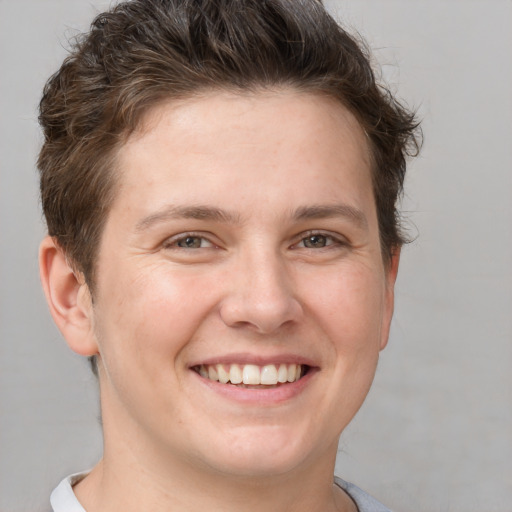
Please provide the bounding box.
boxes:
[39,236,99,357]
[379,248,401,351]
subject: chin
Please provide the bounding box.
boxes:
[195,425,325,478]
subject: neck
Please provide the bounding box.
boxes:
[73,437,355,512]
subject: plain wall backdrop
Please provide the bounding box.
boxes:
[0,1,511,511]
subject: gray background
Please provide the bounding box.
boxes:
[1,1,511,511]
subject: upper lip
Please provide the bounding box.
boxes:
[188,352,318,368]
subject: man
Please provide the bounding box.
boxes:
[38,1,420,511]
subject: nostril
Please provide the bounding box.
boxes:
[219,293,303,334]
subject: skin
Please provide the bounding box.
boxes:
[40,89,399,512]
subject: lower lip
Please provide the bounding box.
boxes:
[191,369,317,405]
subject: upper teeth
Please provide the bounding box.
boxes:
[197,363,303,385]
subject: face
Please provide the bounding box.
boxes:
[87,90,397,478]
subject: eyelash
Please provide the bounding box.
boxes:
[162,232,217,250]
[162,231,347,251]
[292,231,348,250]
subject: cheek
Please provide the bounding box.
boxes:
[300,263,386,352]
[293,264,387,436]
[94,263,221,372]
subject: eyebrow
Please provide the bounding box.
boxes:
[292,204,368,229]
[135,205,241,232]
[135,202,368,232]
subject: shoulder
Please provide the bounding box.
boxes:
[334,477,392,512]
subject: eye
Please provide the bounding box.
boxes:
[165,234,215,249]
[291,231,350,253]
[300,234,332,249]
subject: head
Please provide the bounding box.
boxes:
[38,0,419,290]
[38,0,420,482]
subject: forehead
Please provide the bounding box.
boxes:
[133,89,370,160]
[112,89,374,225]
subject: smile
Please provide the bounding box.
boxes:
[193,363,305,386]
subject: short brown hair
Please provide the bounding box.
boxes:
[38,0,420,290]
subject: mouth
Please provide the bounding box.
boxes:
[192,363,309,388]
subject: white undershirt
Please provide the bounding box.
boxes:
[50,472,391,512]
[50,472,88,512]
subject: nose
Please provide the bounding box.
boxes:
[219,249,303,334]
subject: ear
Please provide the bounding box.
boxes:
[39,236,99,356]
[379,248,401,351]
